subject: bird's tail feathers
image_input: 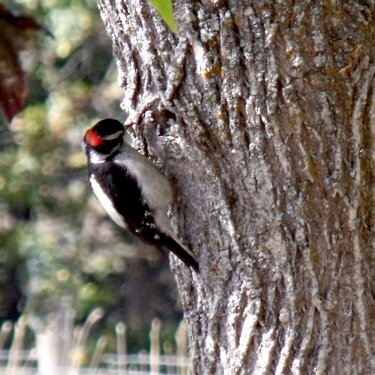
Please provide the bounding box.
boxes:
[161,234,199,272]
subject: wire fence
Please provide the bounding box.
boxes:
[0,352,191,375]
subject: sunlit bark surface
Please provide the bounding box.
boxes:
[97,1,375,373]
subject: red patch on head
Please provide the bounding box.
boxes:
[86,129,104,147]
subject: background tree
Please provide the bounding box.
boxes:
[97,0,375,373]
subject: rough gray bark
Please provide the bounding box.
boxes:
[97,1,375,374]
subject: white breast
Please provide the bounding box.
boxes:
[90,175,127,229]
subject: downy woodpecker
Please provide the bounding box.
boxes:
[83,118,198,272]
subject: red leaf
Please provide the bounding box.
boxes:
[0,4,50,122]
[0,67,27,122]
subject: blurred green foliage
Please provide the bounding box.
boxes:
[149,0,177,33]
[0,0,182,352]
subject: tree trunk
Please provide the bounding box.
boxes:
[97,1,375,373]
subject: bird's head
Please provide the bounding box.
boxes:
[83,118,125,158]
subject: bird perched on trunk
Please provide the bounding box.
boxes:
[83,118,199,272]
